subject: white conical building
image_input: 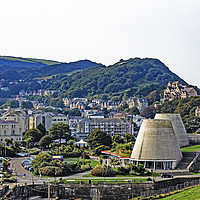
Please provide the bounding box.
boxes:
[130,119,182,170]
[154,113,189,147]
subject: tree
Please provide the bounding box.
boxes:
[21,101,33,109]
[37,123,47,136]
[49,123,71,144]
[127,107,140,115]
[122,134,135,143]
[68,108,81,116]
[87,129,112,149]
[38,135,52,148]
[7,100,19,108]
[112,135,124,144]
[12,141,20,153]
[5,138,13,147]
[23,128,43,144]
[146,90,160,105]
[184,116,200,133]
[141,105,156,119]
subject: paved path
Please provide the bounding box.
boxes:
[10,157,200,185]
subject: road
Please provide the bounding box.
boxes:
[10,157,200,185]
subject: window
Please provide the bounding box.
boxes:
[4,130,6,135]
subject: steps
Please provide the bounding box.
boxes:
[176,152,196,170]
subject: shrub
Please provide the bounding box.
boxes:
[91,165,116,177]
[39,166,63,176]
[81,151,90,159]
[28,148,41,155]
[93,145,110,156]
[117,166,130,175]
[91,165,104,176]
[196,129,200,134]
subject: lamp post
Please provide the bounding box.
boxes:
[48,178,50,200]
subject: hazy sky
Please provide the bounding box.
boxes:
[1,0,200,87]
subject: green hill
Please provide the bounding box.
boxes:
[0,56,100,81]
[47,58,186,99]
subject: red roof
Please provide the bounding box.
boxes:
[101,151,130,159]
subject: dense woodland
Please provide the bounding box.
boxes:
[160,96,200,133]
[45,58,186,99]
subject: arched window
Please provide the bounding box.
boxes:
[4,130,6,135]
[12,130,15,135]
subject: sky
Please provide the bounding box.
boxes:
[0,0,200,87]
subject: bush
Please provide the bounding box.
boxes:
[117,166,130,175]
[39,166,63,176]
[28,148,41,155]
[4,177,16,183]
[81,151,90,159]
[93,145,110,156]
[196,129,200,134]
[91,165,116,177]
[91,165,104,176]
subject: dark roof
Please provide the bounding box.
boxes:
[0,120,18,124]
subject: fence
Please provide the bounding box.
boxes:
[140,178,200,199]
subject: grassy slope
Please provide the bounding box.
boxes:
[161,185,200,200]
[181,145,200,152]
[0,56,60,65]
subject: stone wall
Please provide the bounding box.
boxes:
[188,134,200,145]
[4,182,153,200]
[154,177,200,190]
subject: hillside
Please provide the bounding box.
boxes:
[47,58,187,98]
[0,56,100,81]
[160,96,200,133]
[0,56,59,71]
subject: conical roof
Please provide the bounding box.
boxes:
[154,113,189,147]
[131,119,182,163]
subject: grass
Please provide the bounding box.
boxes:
[58,178,147,184]
[64,158,99,168]
[181,145,200,152]
[161,185,200,200]
[83,172,160,178]
[36,70,81,80]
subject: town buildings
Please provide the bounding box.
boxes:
[28,112,52,131]
[128,97,148,112]
[195,106,200,117]
[77,118,132,139]
[164,81,198,101]
[0,109,27,143]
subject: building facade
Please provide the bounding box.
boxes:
[164,81,198,101]
[128,97,148,112]
[77,118,131,139]
[28,113,52,131]
[0,120,23,143]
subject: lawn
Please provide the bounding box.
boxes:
[161,185,200,200]
[64,158,99,168]
[83,172,160,178]
[181,145,200,152]
[58,178,147,184]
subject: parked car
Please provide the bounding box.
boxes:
[16,153,29,157]
[22,160,32,166]
[24,164,32,170]
[161,173,174,178]
[29,167,34,171]
[24,157,33,162]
